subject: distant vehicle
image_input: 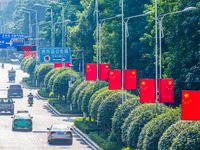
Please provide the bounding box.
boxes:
[28,93,33,106]
[18,54,24,61]
[7,84,23,98]
[8,69,16,82]
[11,111,33,131]
[13,53,19,59]
[47,124,73,145]
[0,98,15,115]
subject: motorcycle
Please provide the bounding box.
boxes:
[28,96,33,106]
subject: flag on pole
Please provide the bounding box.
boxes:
[140,79,155,103]
[159,79,174,103]
[124,70,137,90]
[182,91,200,120]
[99,64,109,81]
[54,63,62,68]
[109,70,121,90]
[86,64,96,81]
[65,63,71,67]
[24,51,29,58]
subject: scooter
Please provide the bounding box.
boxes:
[28,97,33,106]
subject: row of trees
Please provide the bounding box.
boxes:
[2,0,199,106]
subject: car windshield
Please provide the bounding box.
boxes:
[10,85,21,89]
[52,125,69,131]
[15,114,31,119]
[0,98,13,104]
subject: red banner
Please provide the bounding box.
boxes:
[159,79,174,103]
[182,91,200,120]
[65,63,71,67]
[86,64,96,81]
[109,70,121,90]
[24,51,29,58]
[99,64,109,81]
[140,79,155,103]
[124,70,137,90]
[54,63,62,68]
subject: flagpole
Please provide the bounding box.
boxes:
[155,0,158,113]
[96,0,99,81]
[121,0,124,103]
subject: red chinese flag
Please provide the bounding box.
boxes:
[86,64,96,81]
[99,64,109,81]
[109,70,121,90]
[24,51,29,58]
[140,79,155,103]
[54,63,62,68]
[159,79,174,103]
[65,63,71,67]
[124,70,137,90]
[182,91,200,120]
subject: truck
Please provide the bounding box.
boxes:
[0,98,15,115]
[8,70,16,82]
[7,84,23,98]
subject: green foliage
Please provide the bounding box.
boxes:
[89,132,105,146]
[77,82,95,111]
[88,86,108,114]
[25,58,36,77]
[158,120,196,150]
[67,79,83,103]
[82,81,108,115]
[101,140,122,150]
[72,81,92,110]
[97,92,135,129]
[111,96,140,143]
[170,121,200,150]
[137,108,181,150]
[38,88,50,98]
[90,89,117,121]
[44,68,60,89]
[35,64,53,83]
[21,56,32,71]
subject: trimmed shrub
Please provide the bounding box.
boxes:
[20,55,31,70]
[158,120,195,150]
[170,122,200,150]
[44,68,59,89]
[88,86,108,114]
[89,132,105,146]
[127,105,169,148]
[25,59,35,77]
[36,64,53,83]
[22,56,32,71]
[72,81,92,110]
[47,68,68,91]
[67,79,83,103]
[90,90,117,121]
[101,141,122,150]
[82,81,108,115]
[111,96,140,143]
[121,104,165,146]
[77,82,95,111]
[137,107,181,150]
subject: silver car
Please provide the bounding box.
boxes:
[47,124,73,144]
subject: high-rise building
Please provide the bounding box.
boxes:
[0,0,10,11]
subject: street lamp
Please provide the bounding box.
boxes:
[123,11,151,100]
[19,10,32,45]
[158,7,196,79]
[34,4,54,47]
[95,0,99,80]
[98,14,122,63]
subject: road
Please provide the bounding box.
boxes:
[0,61,93,150]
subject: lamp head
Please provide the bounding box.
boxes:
[183,7,196,12]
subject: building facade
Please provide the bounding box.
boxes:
[0,0,10,11]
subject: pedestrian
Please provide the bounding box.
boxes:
[2,63,4,69]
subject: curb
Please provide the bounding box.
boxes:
[20,81,39,90]
[36,93,48,100]
[72,126,103,150]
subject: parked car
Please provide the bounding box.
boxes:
[0,98,15,115]
[11,110,33,131]
[47,124,73,144]
[18,54,24,61]
[7,84,23,98]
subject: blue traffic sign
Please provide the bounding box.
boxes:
[0,34,25,49]
[39,47,71,63]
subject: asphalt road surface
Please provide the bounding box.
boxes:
[0,60,93,150]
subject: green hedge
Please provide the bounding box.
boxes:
[97,92,134,129]
[82,81,108,115]
[89,132,105,145]
[137,108,181,150]
[90,90,116,121]
[22,56,32,72]
[88,86,108,114]
[158,120,195,150]
[111,96,140,143]
[77,82,95,111]
[67,79,83,103]
[20,55,31,70]
[72,81,92,109]
[44,68,59,89]
[38,88,50,98]
[170,122,200,150]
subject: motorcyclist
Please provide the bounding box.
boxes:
[11,67,14,70]
[28,93,33,104]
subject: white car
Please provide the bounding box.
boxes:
[47,124,73,145]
